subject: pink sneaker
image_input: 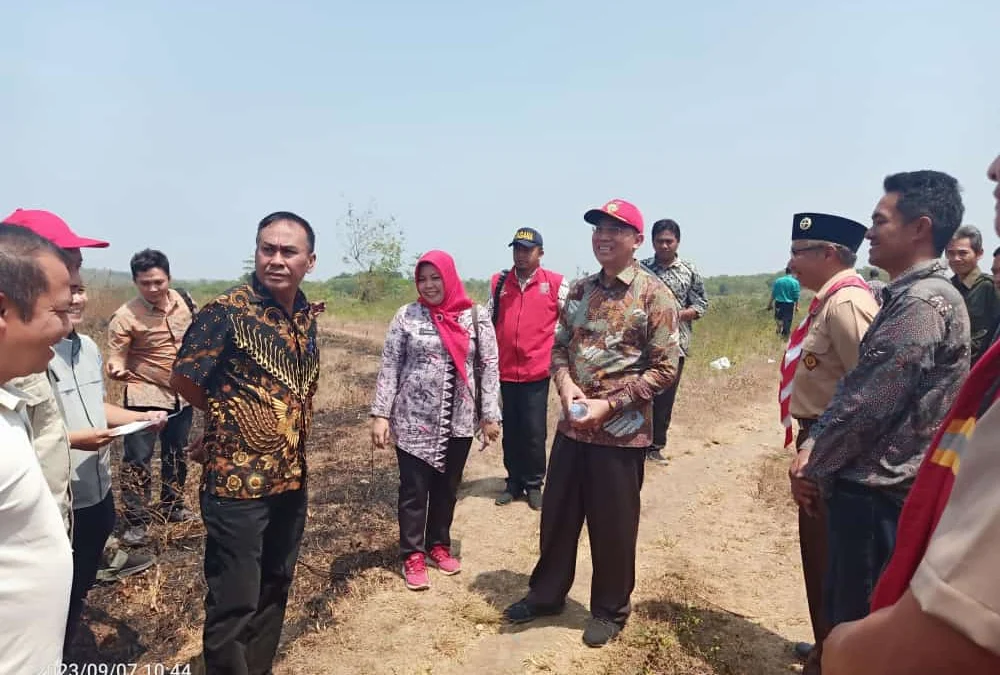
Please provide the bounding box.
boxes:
[402,552,430,590]
[427,544,461,575]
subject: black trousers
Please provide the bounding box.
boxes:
[500,378,551,493]
[65,491,116,649]
[794,423,830,649]
[201,488,307,675]
[527,433,645,625]
[775,302,795,337]
[397,439,472,557]
[122,405,194,525]
[650,357,686,451]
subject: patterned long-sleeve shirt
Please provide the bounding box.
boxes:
[640,256,708,356]
[552,261,681,448]
[371,302,501,472]
[804,260,970,499]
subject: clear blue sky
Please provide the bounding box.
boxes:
[2,1,998,282]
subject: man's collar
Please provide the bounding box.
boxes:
[889,259,946,290]
[0,383,26,412]
[137,288,179,313]
[599,261,639,287]
[815,268,858,299]
[249,273,310,313]
[957,268,983,289]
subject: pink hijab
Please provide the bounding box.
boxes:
[416,250,474,384]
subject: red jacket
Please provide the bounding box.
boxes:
[490,268,564,383]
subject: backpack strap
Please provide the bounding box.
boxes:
[491,269,509,326]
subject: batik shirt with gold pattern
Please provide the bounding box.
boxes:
[173,275,320,499]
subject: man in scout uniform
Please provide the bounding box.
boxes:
[487,227,568,510]
[780,213,880,673]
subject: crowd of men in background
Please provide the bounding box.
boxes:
[2,155,1000,673]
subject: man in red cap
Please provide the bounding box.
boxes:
[2,209,157,654]
[504,199,681,647]
[4,209,108,532]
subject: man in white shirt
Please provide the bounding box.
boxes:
[0,223,75,674]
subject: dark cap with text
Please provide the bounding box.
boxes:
[792,212,867,253]
[509,227,543,248]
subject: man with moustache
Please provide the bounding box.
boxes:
[503,199,680,648]
[793,171,970,638]
[780,213,879,673]
[171,211,321,674]
[820,157,1000,675]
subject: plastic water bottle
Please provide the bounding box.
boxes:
[569,401,588,420]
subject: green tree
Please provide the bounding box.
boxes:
[339,201,406,301]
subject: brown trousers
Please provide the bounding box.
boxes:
[526,433,645,625]
[797,423,831,647]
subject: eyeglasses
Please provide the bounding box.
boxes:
[789,245,828,257]
[592,224,634,237]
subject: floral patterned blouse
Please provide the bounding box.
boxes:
[371,302,501,472]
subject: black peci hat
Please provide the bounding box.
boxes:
[792,213,867,253]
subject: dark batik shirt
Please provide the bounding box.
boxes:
[173,274,320,499]
[804,260,970,499]
[552,261,681,448]
[640,256,709,356]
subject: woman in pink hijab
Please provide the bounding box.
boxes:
[371,250,501,590]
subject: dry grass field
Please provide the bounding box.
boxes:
[66,284,807,674]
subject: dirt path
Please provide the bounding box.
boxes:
[279,374,810,674]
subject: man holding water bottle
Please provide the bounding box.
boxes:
[503,198,681,647]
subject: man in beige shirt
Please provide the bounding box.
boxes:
[107,249,194,544]
[782,212,879,673]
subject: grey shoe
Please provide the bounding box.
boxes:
[165,505,198,523]
[495,491,516,506]
[121,525,149,547]
[645,450,668,463]
[582,617,622,647]
[526,489,543,511]
[96,549,155,582]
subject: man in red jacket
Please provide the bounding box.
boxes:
[488,228,568,511]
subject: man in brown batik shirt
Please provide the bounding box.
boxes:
[504,198,680,648]
[171,211,320,674]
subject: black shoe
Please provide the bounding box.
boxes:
[794,641,814,660]
[646,450,668,463]
[527,489,543,511]
[503,598,565,624]
[582,617,622,647]
[495,491,517,506]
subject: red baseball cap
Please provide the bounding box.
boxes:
[584,198,644,234]
[2,208,109,248]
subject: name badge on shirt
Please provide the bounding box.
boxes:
[418,326,438,336]
[539,282,550,294]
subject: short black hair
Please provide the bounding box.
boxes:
[785,266,792,274]
[883,170,964,255]
[0,223,70,320]
[993,246,1000,257]
[130,248,171,279]
[651,219,681,240]
[257,211,315,253]
[868,268,880,279]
